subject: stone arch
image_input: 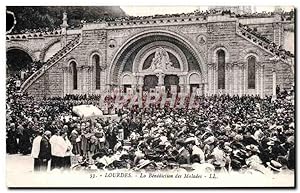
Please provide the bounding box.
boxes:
[243,51,260,63]
[86,49,104,66]
[39,38,61,61]
[187,71,202,84]
[121,72,134,85]
[131,41,188,74]
[68,59,78,90]
[7,44,38,62]
[209,43,230,64]
[87,49,104,90]
[108,29,206,85]
[65,57,77,67]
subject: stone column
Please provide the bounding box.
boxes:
[272,67,277,99]
[203,83,208,96]
[62,67,68,96]
[226,63,233,96]
[86,66,92,95]
[238,63,244,96]
[243,63,246,95]
[255,62,260,96]
[67,66,72,94]
[260,64,264,98]
[233,62,238,95]
[138,76,144,96]
[207,63,213,95]
[79,66,85,95]
[213,64,217,95]
[157,73,165,86]
[79,65,87,95]
[178,75,185,93]
[230,63,233,96]
[225,63,229,95]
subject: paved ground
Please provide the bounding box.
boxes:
[6,154,33,174]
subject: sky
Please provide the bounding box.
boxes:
[121,6,294,16]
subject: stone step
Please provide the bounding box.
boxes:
[20,35,82,93]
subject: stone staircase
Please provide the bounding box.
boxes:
[236,23,294,72]
[20,34,82,93]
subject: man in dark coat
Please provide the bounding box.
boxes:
[7,123,18,154]
[38,131,52,171]
[175,139,190,165]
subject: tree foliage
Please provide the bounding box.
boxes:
[6,6,127,32]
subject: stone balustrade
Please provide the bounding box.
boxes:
[104,16,207,28]
[6,29,62,41]
[20,34,82,93]
[237,24,294,61]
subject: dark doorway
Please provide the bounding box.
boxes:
[190,84,199,93]
[143,75,158,91]
[164,75,180,94]
[123,85,132,93]
[6,49,33,74]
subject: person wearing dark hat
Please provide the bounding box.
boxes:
[175,139,190,165]
[38,130,52,171]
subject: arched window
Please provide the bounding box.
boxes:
[217,50,225,89]
[71,61,78,90]
[93,54,101,90]
[248,56,256,89]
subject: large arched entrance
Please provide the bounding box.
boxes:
[109,30,206,94]
[6,49,33,74]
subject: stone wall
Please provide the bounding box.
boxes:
[23,16,294,98]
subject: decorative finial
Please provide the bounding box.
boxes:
[61,12,69,28]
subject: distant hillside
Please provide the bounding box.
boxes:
[6,6,127,33]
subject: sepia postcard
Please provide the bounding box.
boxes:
[5,5,295,188]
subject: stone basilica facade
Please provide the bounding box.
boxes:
[6,11,295,98]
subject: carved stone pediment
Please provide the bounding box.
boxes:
[143,47,180,73]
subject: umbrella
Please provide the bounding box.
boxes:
[72,105,103,119]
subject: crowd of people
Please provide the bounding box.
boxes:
[8,8,294,36]
[6,61,45,90]
[236,10,294,20]
[239,23,294,59]
[6,73,295,174]
[10,27,61,35]
[80,9,294,26]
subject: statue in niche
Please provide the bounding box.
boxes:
[150,47,174,71]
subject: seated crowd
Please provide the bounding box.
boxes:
[6,74,295,174]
